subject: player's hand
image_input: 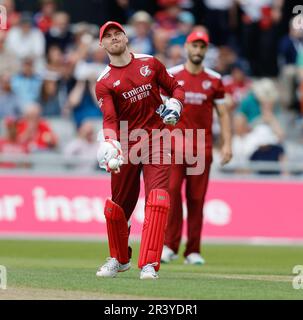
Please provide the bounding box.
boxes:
[97,139,124,173]
[220,143,232,165]
[156,98,182,126]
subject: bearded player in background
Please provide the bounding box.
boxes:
[95,21,184,279]
[161,31,232,265]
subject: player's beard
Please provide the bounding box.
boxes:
[189,53,204,66]
[107,42,127,56]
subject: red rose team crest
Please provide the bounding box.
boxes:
[140,65,152,77]
[202,80,212,90]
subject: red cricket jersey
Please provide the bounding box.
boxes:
[95,53,185,145]
[167,65,226,149]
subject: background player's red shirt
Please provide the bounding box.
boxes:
[168,65,226,149]
[95,53,184,144]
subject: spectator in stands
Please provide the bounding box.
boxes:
[278,16,303,111]
[10,57,43,112]
[235,77,287,174]
[152,27,170,64]
[214,46,237,75]
[73,40,107,85]
[202,0,234,46]
[5,12,45,71]
[229,107,285,175]
[45,12,73,53]
[39,74,61,117]
[166,44,185,68]
[0,31,19,75]
[0,73,21,118]
[17,103,57,152]
[251,87,285,143]
[128,11,154,55]
[154,1,181,34]
[90,40,108,68]
[63,120,98,172]
[64,67,101,128]
[107,0,133,25]
[249,124,286,175]
[243,80,286,174]
[57,57,77,116]
[68,22,97,64]
[169,10,195,46]
[66,39,107,124]
[228,114,254,173]
[279,17,303,66]
[0,117,29,169]
[227,117,286,175]
[237,78,279,124]
[223,61,252,110]
[298,62,303,117]
[236,0,283,77]
[44,45,64,79]
[1,0,20,30]
[34,0,57,34]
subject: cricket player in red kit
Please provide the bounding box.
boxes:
[95,21,184,279]
[161,31,232,265]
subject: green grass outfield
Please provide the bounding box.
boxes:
[0,240,302,300]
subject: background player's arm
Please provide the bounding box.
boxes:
[214,79,233,165]
[215,103,232,165]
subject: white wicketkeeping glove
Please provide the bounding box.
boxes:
[97,138,124,173]
[156,98,182,126]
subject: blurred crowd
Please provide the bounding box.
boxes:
[0,0,303,174]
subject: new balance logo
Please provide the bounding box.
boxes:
[113,80,121,88]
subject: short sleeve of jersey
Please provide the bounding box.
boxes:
[214,78,226,105]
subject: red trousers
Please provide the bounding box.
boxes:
[106,138,171,267]
[111,162,170,221]
[164,151,212,257]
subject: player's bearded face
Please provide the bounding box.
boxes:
[187,41,208,65]
[101,27,128,55]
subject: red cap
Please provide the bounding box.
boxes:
[186,31,209,44]
[99,21,125,42]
